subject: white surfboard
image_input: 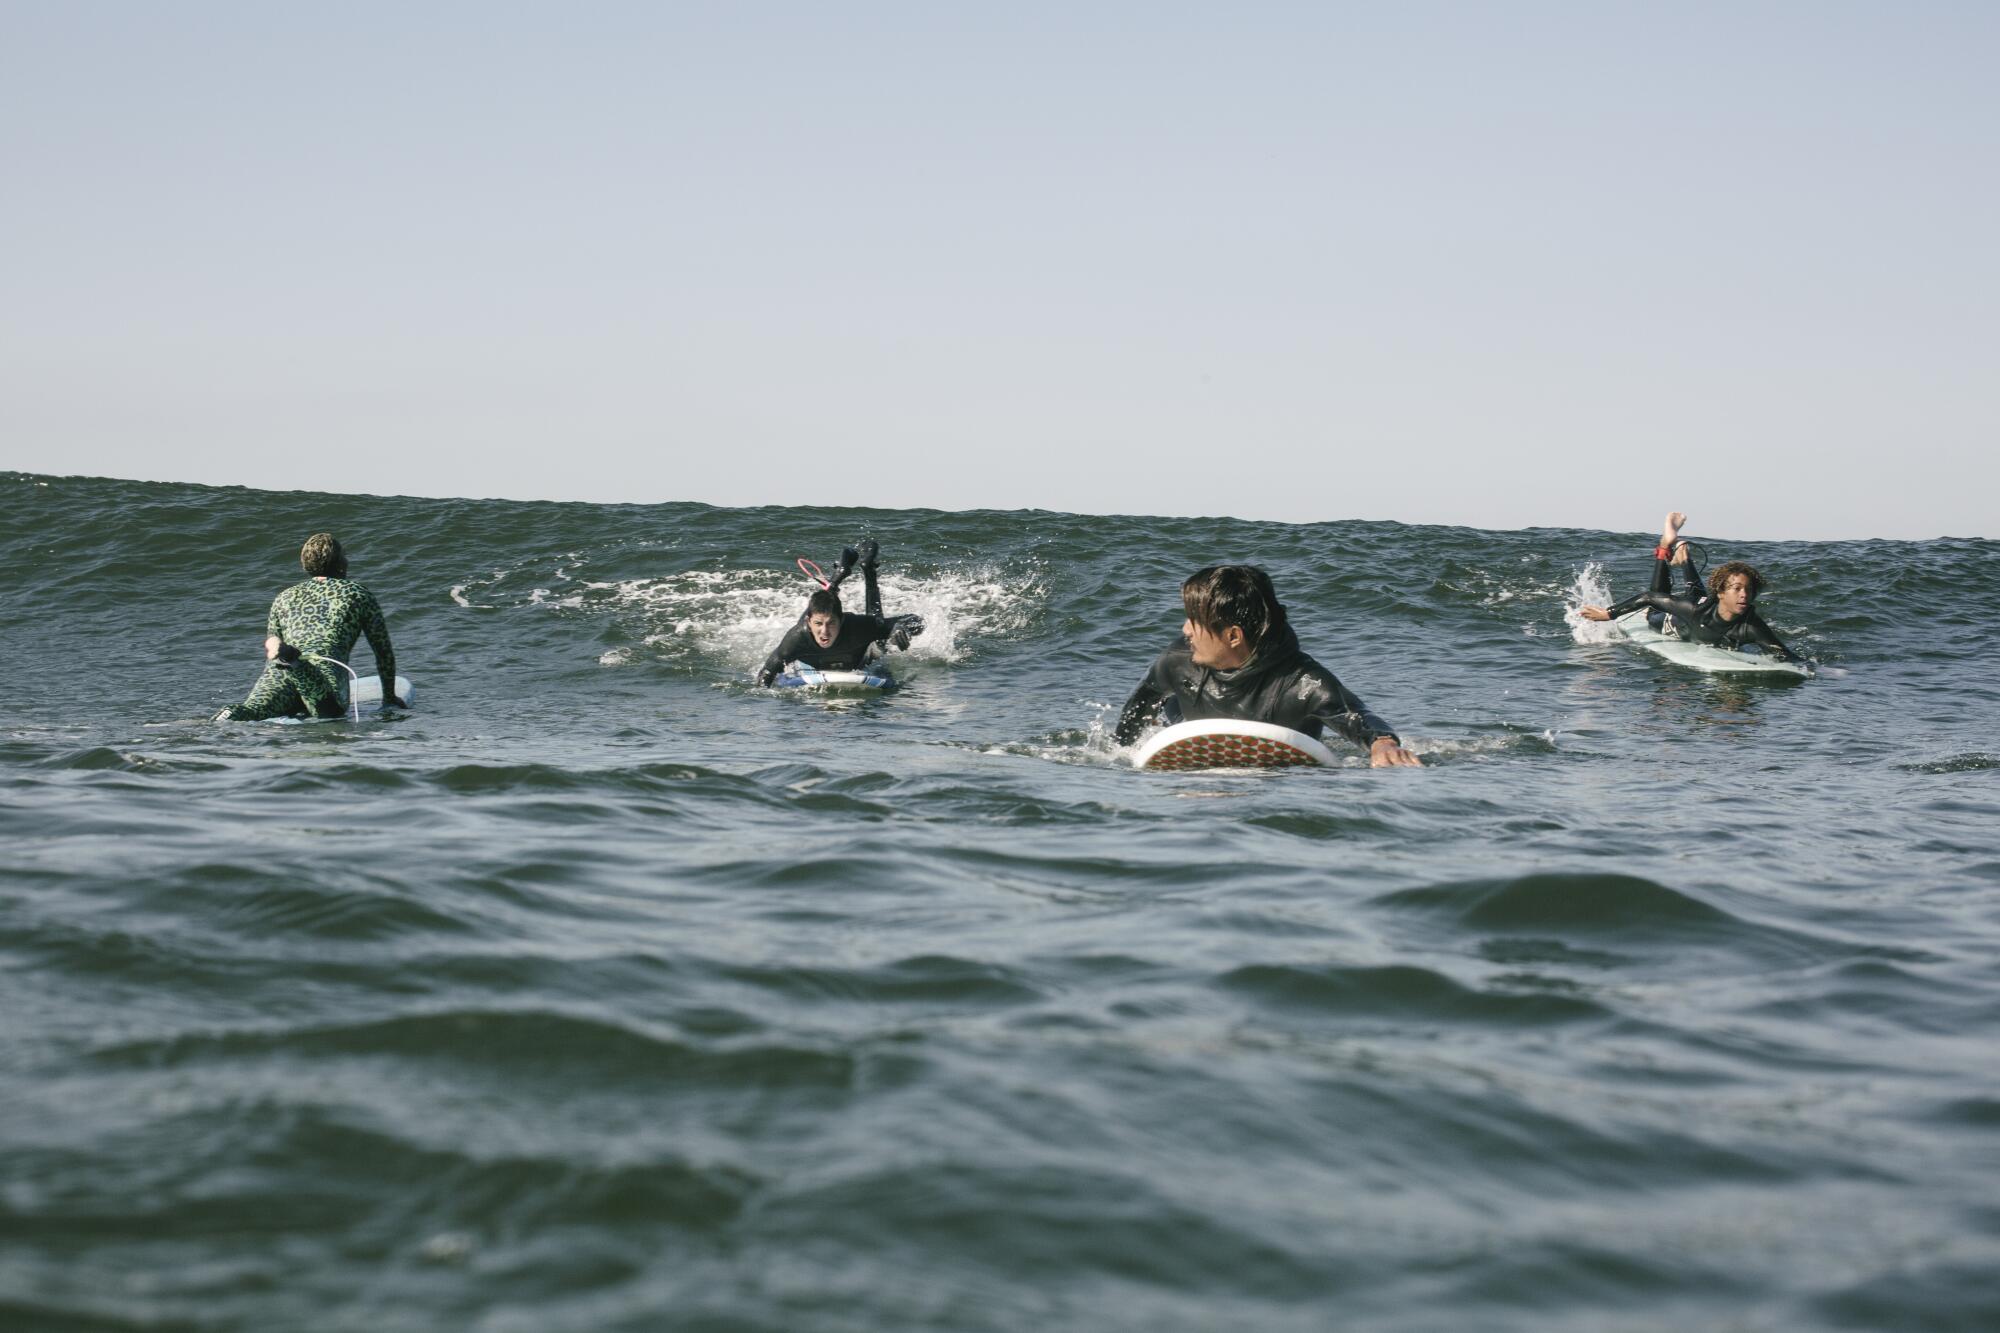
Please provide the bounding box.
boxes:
[773,663,894,692]
[1613,612,1810,677]
[1132,719,1338,771]
[351,674,415,707]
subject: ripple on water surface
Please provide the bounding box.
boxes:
[5,477,2000,1329]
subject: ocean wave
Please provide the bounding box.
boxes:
[1219,961,1611,1025]
[8,474,2000,1331]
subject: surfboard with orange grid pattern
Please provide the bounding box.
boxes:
[1132,720,1338,771]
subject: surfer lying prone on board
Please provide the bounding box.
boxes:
[1113,564,1421,767]
[756,539,925,686]
[215,533,403,721]
[1577,512,1800,662]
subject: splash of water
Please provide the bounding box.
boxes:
[592,564,1048,676]
[1563,562,1620,644]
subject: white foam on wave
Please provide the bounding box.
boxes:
[450,566,518,609]
[1564,562,1620,644]
[444,547,1046,676]
[527,586,588,610]
[970,703,1133,768]
[597,563,1046,675]
[1443,560,1616,642]
[1409,729,1560,760]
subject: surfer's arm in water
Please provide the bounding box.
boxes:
[757,619,813,686]
[1112,645,1180,745]
[1297,668,1420,767]
[1737,610,1800,661]
[356,586,401,707]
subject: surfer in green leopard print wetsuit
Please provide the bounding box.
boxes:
[216,533,401,721]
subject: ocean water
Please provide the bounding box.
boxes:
[3,472,1998,1332]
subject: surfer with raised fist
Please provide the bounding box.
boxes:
[215,533,401,721]
[1577,512,1800,661]
[756,539,925,686]
[1114,564,1420,767]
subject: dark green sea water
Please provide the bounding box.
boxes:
[4,473,1998,1331]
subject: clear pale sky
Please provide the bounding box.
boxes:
[4,2,1994,539]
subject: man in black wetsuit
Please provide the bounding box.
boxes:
[1578,511,1800,661]
[1114,564,1422,767]
[756,539,925,686]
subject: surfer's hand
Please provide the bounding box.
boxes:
[889,614,924,649]
[1370,737,1422,768]
[1664,511,1687,538]
[1578,604,1611,621]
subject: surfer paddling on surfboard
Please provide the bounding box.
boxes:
[756,539,925,687]
[215,533,403,721]
[1577,512,1800,662]
[1114,564,1421,767]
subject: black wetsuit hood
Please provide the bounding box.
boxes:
[1192,621,1309,702]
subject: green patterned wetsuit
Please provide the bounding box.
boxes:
[219,578,396,721]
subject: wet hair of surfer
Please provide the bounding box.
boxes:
[1179,564,1286,669]
[300,532,347,579]
[806,589,842,648]
[1707,562,1763,620]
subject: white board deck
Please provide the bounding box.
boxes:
[1132,719,1338,771]
[351,674,414,707]
[1613,612,1810,677]
[773,664,893,692]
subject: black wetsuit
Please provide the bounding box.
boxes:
[756,563,921,685]
[1606,553,1798,661]
[1113,622,1401,750]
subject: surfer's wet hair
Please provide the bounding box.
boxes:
[300,533,347,578]
[807,589,842,618]
[1181,564,1287,653]
[1708,561,1763,600]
